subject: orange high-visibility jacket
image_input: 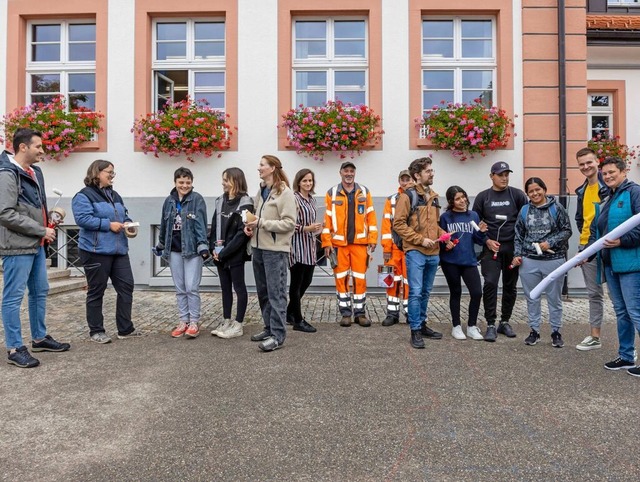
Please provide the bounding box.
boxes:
[321,183,378,248]
[381,188,403,254]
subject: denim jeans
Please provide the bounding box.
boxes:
[170,252,203,322]
[405,250,439,331]
[605,266,640,363]
[252,248,288,344]
[1,247,49,349]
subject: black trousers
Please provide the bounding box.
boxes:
[79,249,135,336]
[440,261,482,327]
[287,262,315,323]
[217,263,248,322]
[479,246,519,325]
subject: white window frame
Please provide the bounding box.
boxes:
[588,92,614,140]
[26,19,97,111]
[151,17,226,113]
[292,17,369,107]
[421,16,497,115]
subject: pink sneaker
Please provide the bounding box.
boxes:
[185,323,200,339]
[171,322,188,338]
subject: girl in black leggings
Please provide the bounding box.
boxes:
[439,186,487,341]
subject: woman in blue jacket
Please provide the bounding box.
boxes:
[590,157,640,376]
[72,160,140,344]
[439,186,487,341]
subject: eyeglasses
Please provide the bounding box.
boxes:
[103,170,116,178]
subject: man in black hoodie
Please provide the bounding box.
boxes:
[472,162,528,342]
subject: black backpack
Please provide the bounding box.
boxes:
[391,188,427,250]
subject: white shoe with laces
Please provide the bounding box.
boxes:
[218,321,243,339]
[451,325,467,340]
[467,325,484,340]
[211,319,231,337]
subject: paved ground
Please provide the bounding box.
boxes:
[1,289,638,481]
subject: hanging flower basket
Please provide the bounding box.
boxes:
[416,100,514,161]
[0,96,104,161]
[281,100,383,161]
[588,134,638,166]
[132,97,233,162]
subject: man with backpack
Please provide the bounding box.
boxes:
[380,170,414,326]
[472,162,528,342]
[393,157,444,348]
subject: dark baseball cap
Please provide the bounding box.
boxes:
[490,161,512,174]
[340,161,356,170]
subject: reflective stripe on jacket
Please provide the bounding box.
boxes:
[321,182,377,248]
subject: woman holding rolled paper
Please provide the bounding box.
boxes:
[511,177,572,348]
[72,160,141,344]
[438,186,487,341]
[208,167,254,339]
[588,157,640,375]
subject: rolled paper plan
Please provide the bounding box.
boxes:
[470,220,480,231]
[52,188,63,196]
[242,209,257,224]
[530,212,640,300]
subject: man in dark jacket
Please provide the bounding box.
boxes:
[0,128,70,368]
[574,147,609,351]
[472,161,528,342]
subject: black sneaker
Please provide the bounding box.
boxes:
[497,322,516,338]
[382,315,399,327]
[293,320,317,333]
[524,330,540,346]
[250,329,271,342]
[551,331,564,348]
[7,346,40,368]
[484,325,497,342]
[604,357,635,371]
[420,322,442,339]
[31,335,71,352]
[410,330,425,349]
[627,366,640,377]
[258,336,282,352]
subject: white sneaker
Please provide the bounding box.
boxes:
[211,319,231,337]
[451,325,467,340]
[218,320,243,339]
[467,325,484,340]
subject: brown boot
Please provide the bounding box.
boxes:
[339,316,352,327]
[355,315,371,327]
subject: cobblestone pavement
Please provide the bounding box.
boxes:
[1,287,607,343]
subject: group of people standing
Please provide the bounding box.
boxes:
[1,128,639,376]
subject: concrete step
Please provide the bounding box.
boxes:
[48,277,87,295]
[47,268,72,281]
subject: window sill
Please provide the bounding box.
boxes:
[283,138,380,150]
[75,140,101,151]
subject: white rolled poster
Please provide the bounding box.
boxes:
[530,212,640,300]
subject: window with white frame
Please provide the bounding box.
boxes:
[588,93,614,139]
[293,18,368,107]
[27,21,96,111]
[152,19,225,112]
[421,17,496,113]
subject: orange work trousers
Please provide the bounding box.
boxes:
[385,246,408,318]
[333,244,369,317]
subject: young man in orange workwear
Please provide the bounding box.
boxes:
[380,170,414,326]
[322,161,378,327]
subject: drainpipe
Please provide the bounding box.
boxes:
[558,0,569,297]
[558,0,568,208]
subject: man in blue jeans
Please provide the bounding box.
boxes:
[393,157,444,348]
[0,128,70,368]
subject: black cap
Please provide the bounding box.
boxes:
[340,161,356,170]
[490,161,512,174]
